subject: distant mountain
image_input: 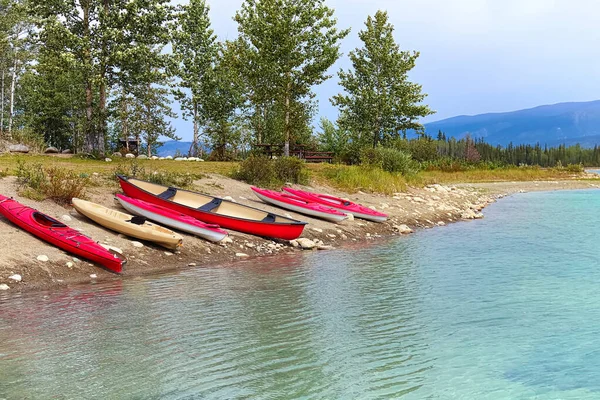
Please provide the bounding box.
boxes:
[156,140,193,157]
[424,100,600,147]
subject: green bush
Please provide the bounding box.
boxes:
[408,139,439,162]
[566,163,584,173]
[360,146,418,175]
[11,128,47,153]
[15,160,90,204]
[233,155,310,187]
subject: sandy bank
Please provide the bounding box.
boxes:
[1,173,598,292]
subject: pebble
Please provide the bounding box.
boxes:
[8,274,21,282]
[289,240,299,248]
[220,237,233,244]
[296,238,316,250]
[393,224,413,234]
[90,274,97,278]
[311,227,323,233]
[188,263,197,267]
[37,255,49,262]
[105,158,112,162]
[164,252,173,256]
[131,241,144,248]
[223,196,236,202]
[245,242,255,248]
[66,262,74,268]
[346,213,355,221]
[236,253,249,257]
[61,215,72,222]
[72,257,80,263]
[317,245,334,250]
[0,284,9,290]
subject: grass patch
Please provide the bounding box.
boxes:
[414,166,583,184]
[318,164,407,195]
[15,160,90,205]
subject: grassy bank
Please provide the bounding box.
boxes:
[0,154,590,198]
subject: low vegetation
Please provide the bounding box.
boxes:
[112,160,203,188]
[15,160,90,204]
[317,165,407,195]
[233,156,310,188]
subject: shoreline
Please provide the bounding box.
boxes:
[1,174,599,293]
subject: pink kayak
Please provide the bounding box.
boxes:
[251,187,347,223]
[283,187,388,222]
[115,194,228,242]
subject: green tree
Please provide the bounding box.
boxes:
[170,0,217,157]
[317,117,348,157]
[234,0,349,156]
[332,10,434,149]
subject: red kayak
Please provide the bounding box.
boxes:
[115,194,228,242]
[0,195,125,273]
[283,187,388,222]
[117,176,307,240]
[251,187,347,223]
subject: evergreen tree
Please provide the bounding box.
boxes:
[332,10,434,148]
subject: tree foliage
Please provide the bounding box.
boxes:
[332,10,434,148]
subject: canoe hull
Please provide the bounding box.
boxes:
[115,194,228,243]
[251,188,347,223]
[0,195,124,273]
[72,198,183,250]
[118,176,306,240]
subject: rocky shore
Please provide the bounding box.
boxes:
[0,173,598,292]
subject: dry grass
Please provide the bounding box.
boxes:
[414,167,581,185]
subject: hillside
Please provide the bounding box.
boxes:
[424,100,600,147]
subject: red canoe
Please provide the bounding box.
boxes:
[283,187,388,222]
[251,187,347,223]
[115,194,228,243]
[117,176,307,240]
[0,195,125,273]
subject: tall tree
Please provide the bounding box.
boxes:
[170,0,217,157]
[332,10,434,148]
[235,0,349,156]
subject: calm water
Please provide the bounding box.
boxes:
[2,190,600,399]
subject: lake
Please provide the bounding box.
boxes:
[2,189,600,399]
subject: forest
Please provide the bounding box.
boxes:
[1,0,598,169]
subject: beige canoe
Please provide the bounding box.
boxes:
[72,198,183,250]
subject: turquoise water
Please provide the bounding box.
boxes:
[2,190,600,399]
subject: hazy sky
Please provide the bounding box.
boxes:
[172,0,600,141]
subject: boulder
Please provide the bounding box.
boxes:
[174,157,187,161]
[151,156,159,160]
[393,224,413,234]
[9,144,30,153]
[137,154,148,159]
[296,238,316,250]
[44,146,59,154]
[112,152,123,158]
[125,153,135,158]
[61,149,72,154]
[165,156,173,160]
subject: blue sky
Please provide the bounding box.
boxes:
[171,0,600,141]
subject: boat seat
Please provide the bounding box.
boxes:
[198,198,222,212]
[343,201,351,206]
[157,187,177,200]
[262,213,276,223]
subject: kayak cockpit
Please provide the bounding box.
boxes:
[33,212,67,228]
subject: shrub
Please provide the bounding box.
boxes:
[233,155,310,187]
[11,128,47,153]
[360,146,418,175]
[273,156,309,185]
[15,160,90,204]
[408,138,439,162]
[566,163,584,173]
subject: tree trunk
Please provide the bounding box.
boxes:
[190,101,198,157]
[82,3,95,153]
[1,69,5,134]
[284,82,291,157]
[8,56,17,138]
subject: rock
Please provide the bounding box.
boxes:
[131,241,144,248]
[345,213,355,221]
[165,156,173,160]
[8,274,22,282]
[369,205,377,210]
[239,196,247,200]
[220,237,233,244]
[188,157,198,161]
[437,221,446,226]
[151,156,159,160]
[317,245,334,250]
[44,146,59,154]
[61,149,72,154]
[296,238,316,250]
[105,157,112,162]
[236,252,249,257]
[72,257,80,263]
[327,234,336,238]
[366,233,371,237]
[380,203,390,209]
[66,262,74,268]
[311,227,323,233]
[125,153,135,158]
[61,214,72,222]
[197,158,204,162]
[9,144,30,153]
[267,243,277,250]
[223,196,236,202]
[341,234,348,240]
[393,224,413,234]
[164,252,173,256]
[100,244,123,254]
[289,239,299,248]
[0,284,9,290]
[174,157,187,161]
[188,263,197,267]
[37,255,49,262]
[111,152,122,158]
[90,274,97,279]
[245,242,255,248]
[137,154,148,159]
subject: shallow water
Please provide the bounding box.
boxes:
[2,190,600,399]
